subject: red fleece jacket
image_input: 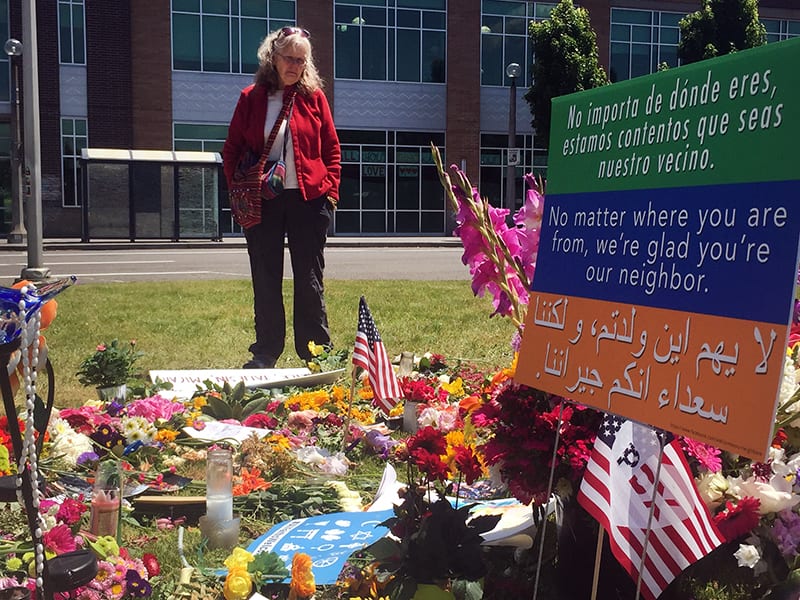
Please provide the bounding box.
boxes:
[222,84,341,203]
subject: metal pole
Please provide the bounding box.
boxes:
[505,64,519,213]
[21,0,50,280]
[6,45,26,244]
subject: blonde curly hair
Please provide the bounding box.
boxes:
[254,27,323,95]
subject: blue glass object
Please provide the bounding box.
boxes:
[0,276,77,344]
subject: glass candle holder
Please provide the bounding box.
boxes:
[206,448,233,522]
[89,461,121,538]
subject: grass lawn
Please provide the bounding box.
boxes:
[42,279,517,407]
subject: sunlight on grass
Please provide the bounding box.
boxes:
[44,280,516,407]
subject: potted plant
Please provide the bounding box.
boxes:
[76,339,142,402]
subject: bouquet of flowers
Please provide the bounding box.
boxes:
[369,426,500,599]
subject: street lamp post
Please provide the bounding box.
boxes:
[4,38,25,245]
[20,0,49,280]
[505,62,521,213]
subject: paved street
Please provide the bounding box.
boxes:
[0,244,470,284]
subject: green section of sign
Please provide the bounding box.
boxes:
[548,38,800,194]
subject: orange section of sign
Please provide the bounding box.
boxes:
[515,293,787,461]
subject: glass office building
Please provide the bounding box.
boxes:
[0,0,797,237]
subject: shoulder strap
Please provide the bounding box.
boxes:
[260,88,297,163]
[280,101,295,159]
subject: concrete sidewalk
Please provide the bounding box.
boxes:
[0,236,462,251]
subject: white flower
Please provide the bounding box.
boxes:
[418,407,440,428]
[780,355,799,406]
[120,416,156,444]
[728,475,800,514]
[162,455,186,468]
[696,472,728,508]
[326,481,363,512]
[734,543,761,568]
[50,430,94,467]
[48,417,74,438]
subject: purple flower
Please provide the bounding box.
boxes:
[772,509,800,558]
[90,424,123,452]
[106,400,125,417]
[76,451,100,467]
[125,569,152,597]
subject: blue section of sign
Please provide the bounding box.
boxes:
[247,509,393,585]
[531,180,800,324]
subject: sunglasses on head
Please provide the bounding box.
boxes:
[280,26,310,39]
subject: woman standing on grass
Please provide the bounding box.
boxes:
[223,27,341,369]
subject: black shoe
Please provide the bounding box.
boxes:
[242,356,276,369]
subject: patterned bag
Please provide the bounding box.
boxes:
[229,90,295,229]
[229,154,264,229]
[261,159,286,200]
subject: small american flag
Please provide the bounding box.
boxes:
[578,415,723,600]
[353,296,403,414]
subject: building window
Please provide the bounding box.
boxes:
[61,118,87,207]
[0,0,10,103]
[480,1,554,87]
[334,0,447,83]
[58,0,86,65]
[173,123,228,152]
[763,18,800,43]
[479,133,545,210]
[174,122,234,232]
[609,8,681,83]
[337,130,446,234]
[171,0,296,74]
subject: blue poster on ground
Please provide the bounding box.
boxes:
[247,509,393,584]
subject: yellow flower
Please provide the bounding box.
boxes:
[223,566,253,600]
[358,382,374,400]
[224,547,255,570]
[331,386,347,403]
[288,552,315,599]
[192,395,208,410]
[308,341,325,357]
[441,377,465,398]
[6,557,21,571]
[266,433,292,452]
[445,430,465,447]
[154,429,178,443]
[291,390,330,411]
[0,445,10,475]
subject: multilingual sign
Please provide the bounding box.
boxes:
[516,38,800,460]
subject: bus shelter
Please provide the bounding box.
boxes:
[80,149,222,242]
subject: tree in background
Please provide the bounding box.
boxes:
[678,0,766,65]
[523,0,608,149]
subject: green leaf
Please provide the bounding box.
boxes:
[242,397,268,418]
[231,382,247,404]
[204,395,233,420]
[249,551,289,583]
[456,579,484,600]
[364,537,401,561]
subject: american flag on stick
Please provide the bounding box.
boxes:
[578,415,723,600]
[353,296,403,414]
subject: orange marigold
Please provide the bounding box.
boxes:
[288,552,315,600]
